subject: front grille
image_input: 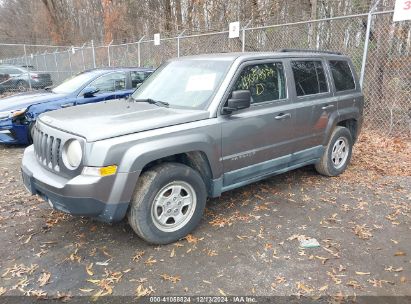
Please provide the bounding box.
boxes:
[33,125,62,172]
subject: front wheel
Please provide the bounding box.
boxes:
[28,122,35,144]
[127,163,207,244]
[315,126,353,177]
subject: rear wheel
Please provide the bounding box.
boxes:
[16,80,29,92]
[315,126,353,177]
[127,163,207,244]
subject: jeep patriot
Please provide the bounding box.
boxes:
[21,51,364,244]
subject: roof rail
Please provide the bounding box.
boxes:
[278,48,343,55]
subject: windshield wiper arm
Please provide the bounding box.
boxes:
[131,98,169,108]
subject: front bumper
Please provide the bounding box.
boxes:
[0,118,30,144]
[21,145,138,223]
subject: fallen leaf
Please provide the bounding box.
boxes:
[144,256,157,266]
[86,263,94,276]
[79,288,94,293]
[400,277,407,283]
[133,251,145,262]
[38,272,51,287]
[218,288,226,296]
[319,285,328,291]
[136,284,154,297]
[355,272,370,275]
[394,251,406,256]
[160,274,181,284]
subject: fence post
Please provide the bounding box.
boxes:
[54,49,60,83]
[81,43,86,70]
[360,0,381,88]
[242,21,252,52]
[43,51,48,72]
[137,36,145,67]
[35,52,39,71]
[68,47,73,76]
[23,44,32,90]
[91,40,96,68]
[177,30,186,58]
[107,40,113,67]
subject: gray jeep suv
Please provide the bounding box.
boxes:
[21,51,364,244]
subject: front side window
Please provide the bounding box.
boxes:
[89,72,126,93]
[132,60,232,109]
[232,62,286,104]
[329,60,355,91]
[291,61,328,96]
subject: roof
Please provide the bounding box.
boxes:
[83,67,155,73]
[174,50,349,62]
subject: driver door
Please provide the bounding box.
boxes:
[76,71,127,105]
[221,60,296,188]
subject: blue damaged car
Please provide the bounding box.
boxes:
[0,67,154,145]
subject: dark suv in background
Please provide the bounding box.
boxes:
[0,65,52,91]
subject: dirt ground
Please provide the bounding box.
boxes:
[0,130,410,301]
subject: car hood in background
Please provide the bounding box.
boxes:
[38,99,210,142]
[0,91,66,112]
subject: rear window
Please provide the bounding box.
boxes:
[329,60,355,91]
[291,61,328,96]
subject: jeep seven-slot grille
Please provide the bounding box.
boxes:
[33,126,61,172]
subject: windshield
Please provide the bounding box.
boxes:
[52,71,102,94]
[132,59,232,109]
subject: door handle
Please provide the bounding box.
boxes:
[61,102,74,108]
[321,104,335,110]
[275,113,291,120]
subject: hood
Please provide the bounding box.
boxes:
[0,91,66,112]
[39,99,210,142]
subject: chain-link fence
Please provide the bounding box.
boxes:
[0,10,410,136]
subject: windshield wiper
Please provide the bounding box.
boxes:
[130,97,169,108]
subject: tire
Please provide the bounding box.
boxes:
[16,80,29,92]
[127,162,207,244]
[28,122,35,144]
[315,126,353,177]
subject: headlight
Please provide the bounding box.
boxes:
[10,108,27,118]
[62,139,82,169]
[0,111,11,119]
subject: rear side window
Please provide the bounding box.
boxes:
[233,62,286,104]
[131,71,152,88]
[291,61,328,96]
[329,60,355,91]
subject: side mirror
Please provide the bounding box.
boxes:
[83,86,99,98]
[223,90,251,114]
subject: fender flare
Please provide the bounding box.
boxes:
[323,107,360,146]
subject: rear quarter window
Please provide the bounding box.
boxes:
[329,60,355,91]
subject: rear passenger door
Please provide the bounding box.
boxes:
[221,60,295,187]
[290,59,336,151]
[328,59,359,117]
